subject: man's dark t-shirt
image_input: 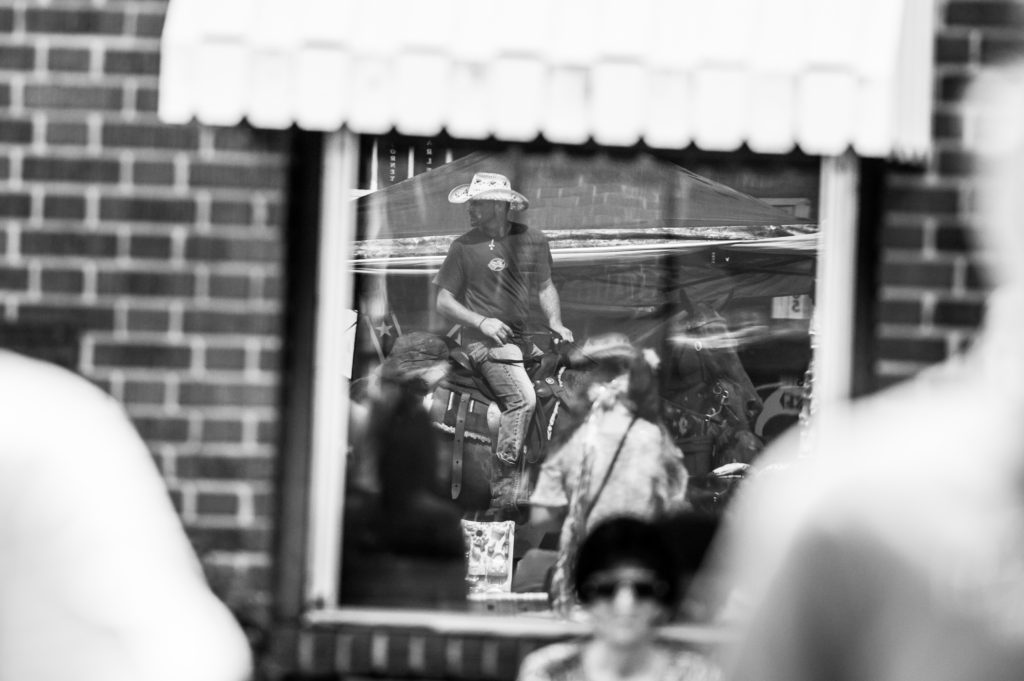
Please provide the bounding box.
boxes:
[433,222,553,343]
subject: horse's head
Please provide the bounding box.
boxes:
[669,304,763,428]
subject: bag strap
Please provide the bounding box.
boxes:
[582,415,638,520]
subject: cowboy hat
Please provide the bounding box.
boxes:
[448,172,529,210]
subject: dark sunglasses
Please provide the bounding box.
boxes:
[581,576,668,602]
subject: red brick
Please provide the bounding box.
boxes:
[206,346,247,370]
[210,201,253,225]
[128,305,174,331]
[46,122,89,146]
[178,381,277,407]
[0,8,13,31]
[936,150,975,177]
[126,307,172,332]
[100,196,196,223]
[17,303,115,329]
[212,126,290,153]
[103,122,199,150]
[122,379,167,404]
[966,263,995,290]
[887,186,959,214]
[209,273,251,299]
[0,84,11,108]
[258,348,280,371]
[25,84,121,111]
[191,162,285,190]
[48,47,90,72]
[946,2,1024,28]
[104,48,159,76]
[933,112,962,141]
[24,156,120,183]
[880,261,956,288]
[135,87,159,112]
[21,230,116,256]
[0,45,35,70]
[0,266,29,290]
[877,300,922,325]
[197,491,241,515]
[935,225,972,252]
[135,12,165,38]
[131,415,191,442]
[168,488,184,513]
[185,236,281,262]
[177,455,274,480]
[203,418,244,443]
[97,270,195,297]
[185,527,272,553]
[980,35,1024,64]
[937,73,971,104]
[933,299,986,327]
[880,225,924,250]
[134,160,175,185]
[0,119,32,143]
[184,309,281,335]
[876,337,948,363]
[262,274,282,299]
[25,8,125,35]
[128,234,173,259]
[0,192,31,217]
[93,341,192,368]
[43,195,87,220]
[935,35,970,66]
[256,419,278,445]
[40,267,84,294]
[253,490,273,517]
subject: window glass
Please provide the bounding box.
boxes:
[340,135,819,615]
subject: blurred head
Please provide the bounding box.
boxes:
[571,334,662,422]
[575,517,678,646]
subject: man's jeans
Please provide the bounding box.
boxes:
[465,340,541,465]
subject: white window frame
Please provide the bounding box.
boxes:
[302,130,861,630]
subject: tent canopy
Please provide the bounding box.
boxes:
[356,149,815,241]
[352,150,817,307]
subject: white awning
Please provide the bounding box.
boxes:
[158,0,934,159]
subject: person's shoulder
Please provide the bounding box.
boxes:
[517,640,584,681]
[0,350,117,423]
[512,222,548,241]
[657,641,723,681]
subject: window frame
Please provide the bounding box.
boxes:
[278,129,864,632]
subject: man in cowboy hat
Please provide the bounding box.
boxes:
[433,172,573,508]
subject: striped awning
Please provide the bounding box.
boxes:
[158,0,934,159]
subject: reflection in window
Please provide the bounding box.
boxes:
[340,136,819,615]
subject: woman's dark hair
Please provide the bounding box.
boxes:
[575,516,679,609]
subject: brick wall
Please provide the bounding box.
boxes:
[0,0,291,632]
[874,0,1024,388]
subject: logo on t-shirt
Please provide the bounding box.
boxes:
[488,258,506,272]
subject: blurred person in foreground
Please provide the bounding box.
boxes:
[709,64,1024,681]
[517,516,721,681]
[528,334,690,615]
[0,349,250,681]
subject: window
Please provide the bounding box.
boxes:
[299,131,857,626]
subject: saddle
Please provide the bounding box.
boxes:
[431,340,573,503]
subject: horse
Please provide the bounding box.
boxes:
[416,309,766,520]
[423,333,594,518]
[662,303,765,478]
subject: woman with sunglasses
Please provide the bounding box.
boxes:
[517,516,721,681]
